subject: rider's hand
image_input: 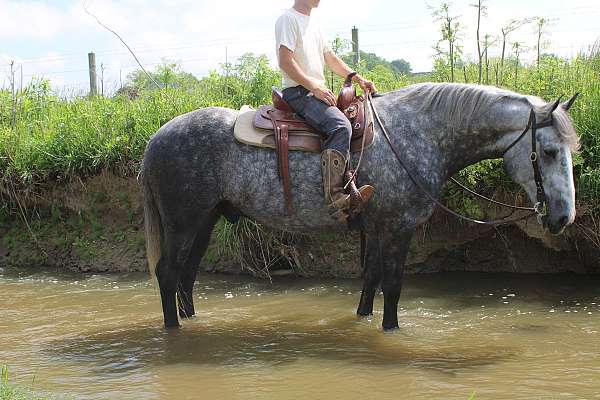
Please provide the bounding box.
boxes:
[353,74,377,95]
[309,84,337,107]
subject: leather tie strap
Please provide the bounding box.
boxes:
[268,110,294,215]
[279,124,293,215]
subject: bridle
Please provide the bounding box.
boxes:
[500,108,554,216]
[367,92,554,227]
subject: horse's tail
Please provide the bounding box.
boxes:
[140,169,162,278]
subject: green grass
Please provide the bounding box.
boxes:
[0,51,599,271]
[1,52,597,210]
[1,366,50,400]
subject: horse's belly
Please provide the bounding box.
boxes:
[228,183,343,233]
[222,147,343,232]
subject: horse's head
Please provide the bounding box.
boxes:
[503,94,579,235]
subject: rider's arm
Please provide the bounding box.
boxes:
[278,46,336,106]
[324,51,377,94]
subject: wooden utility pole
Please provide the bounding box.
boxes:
[352,26,359,66]
[88,52,98,96]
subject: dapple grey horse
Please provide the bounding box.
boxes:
[139,83,579,330]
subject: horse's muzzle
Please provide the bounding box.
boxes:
[545,214,570,235]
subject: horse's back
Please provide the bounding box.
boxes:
[144,106,237,158]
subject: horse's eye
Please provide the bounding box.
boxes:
[544,148,558,158]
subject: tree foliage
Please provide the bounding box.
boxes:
[126,61,199,91]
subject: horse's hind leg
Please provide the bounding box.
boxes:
[156,227,199,328]
[177,210,220,319]
[357,232,383,316]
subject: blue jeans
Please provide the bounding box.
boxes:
[282,85,352,156]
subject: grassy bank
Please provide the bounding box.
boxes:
[1,52,598,210]
[1,51,599,274]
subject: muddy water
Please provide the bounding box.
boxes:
[1,268,599,399]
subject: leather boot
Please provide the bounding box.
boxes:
[320,149,374,222]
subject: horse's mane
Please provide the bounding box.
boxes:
[387,82,579,150]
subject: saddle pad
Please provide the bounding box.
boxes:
[234,106,322,153]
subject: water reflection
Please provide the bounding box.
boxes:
[46,317,516,376]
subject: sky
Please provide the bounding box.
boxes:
[0,0,598,94]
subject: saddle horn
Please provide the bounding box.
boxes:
[562,93,580,111]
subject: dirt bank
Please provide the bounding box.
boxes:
[1,171,598,275]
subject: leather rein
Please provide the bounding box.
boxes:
[366,92,552,226]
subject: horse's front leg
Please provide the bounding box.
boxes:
[380,229,414,331]
[357,231,382,316]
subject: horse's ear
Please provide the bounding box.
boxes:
[549,96,562,113]
[541,96,562,119]
[561,93,580,112]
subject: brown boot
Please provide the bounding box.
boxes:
[320,149,374,222]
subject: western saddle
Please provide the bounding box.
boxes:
[252,74,374,215]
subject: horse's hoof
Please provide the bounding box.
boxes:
[356,311,374,318]
[164,322,181,329]
[382,324,400,332]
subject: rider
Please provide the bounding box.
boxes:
[275,0,376,222]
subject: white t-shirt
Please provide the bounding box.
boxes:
[275,7,331,89]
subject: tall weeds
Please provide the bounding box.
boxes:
[1,50,599,270]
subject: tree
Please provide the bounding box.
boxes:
[431,3,463,82]
[328,36,351,89]
[471,0,488,84]
[342,50,387,72]
[231,53,281,106]
[482,33,497,84]
[390,59,412,75]
[499,18,531,85]
[126,61,199,91]
[534,17,555,67]
[512,41,524,85]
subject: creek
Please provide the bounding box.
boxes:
[1,267,599,399]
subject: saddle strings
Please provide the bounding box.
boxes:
[343,99,369,190]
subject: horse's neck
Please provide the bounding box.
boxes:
[370,89,532,187]
[433,97,532,176]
